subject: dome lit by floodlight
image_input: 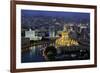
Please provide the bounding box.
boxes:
[55,25,79,47]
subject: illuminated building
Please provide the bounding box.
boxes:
[25,29,42,40]
[55,25,79,47]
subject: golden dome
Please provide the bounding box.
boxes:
[55,25,79,47]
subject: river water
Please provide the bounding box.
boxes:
[21,44,48,63]
[21,44,90,63]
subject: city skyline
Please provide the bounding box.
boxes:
[21,9,90,63]
[21,10,90,30]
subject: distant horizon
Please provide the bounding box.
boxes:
[21,9,90,30]
[22,9,90,17]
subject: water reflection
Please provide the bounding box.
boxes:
[21,44,47,63]
[21,43,90,63]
